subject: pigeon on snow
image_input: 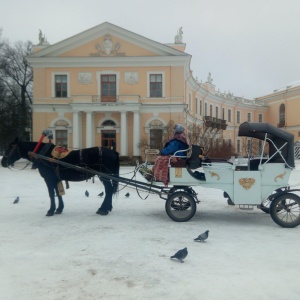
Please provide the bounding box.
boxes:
[170,247,188,263]
[194,230,209,242]
[98,192,104,197]
[125,192,130,197]
[13,197,19,204]
[85,190,89,197]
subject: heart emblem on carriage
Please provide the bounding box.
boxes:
[239,178,255,190]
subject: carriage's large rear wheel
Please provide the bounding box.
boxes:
[270,193,300,228]
[165,191,196,222]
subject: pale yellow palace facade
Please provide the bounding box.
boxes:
[27,22,300,160]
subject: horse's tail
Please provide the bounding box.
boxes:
[112,151,120,195]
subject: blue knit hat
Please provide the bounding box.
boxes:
[174,124,185,133]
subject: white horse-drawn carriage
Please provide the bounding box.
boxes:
[138,122,300,228]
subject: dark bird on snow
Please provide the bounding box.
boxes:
[13,197,19,204]
[125,192,130,197]
[170,247,188,263]
[194,230,209,242]
[98,192,104,197]
[85,190,89,197]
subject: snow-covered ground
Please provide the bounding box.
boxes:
[1,159,300,300]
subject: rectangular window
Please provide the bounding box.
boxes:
[189,94,192,110]
[210,105,213,116]
[150,74,162,97]
[247,112,251,122]
[150,129,163,149]
[55,130,68,148]
[237,111,241,124]
[55,75,68,97]
[102,130,116,150]
[228,109,232,122]
[205,103,208,115]
[101,75,116,102]
[222,108,225,120]
[196,98,198,114]
[237,140,241,153]
[216,107,219,119]
[259,114,263,123]
[200,100,203,115]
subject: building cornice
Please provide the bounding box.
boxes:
[27,55,190,68]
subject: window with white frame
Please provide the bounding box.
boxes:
[258,114,263,123]
[247,112,251,122]
[222,108,225,120]
[55,130,68,148]
[228,109,232,122]
[189,94,192,110]
[205,103,208,115]
[237,140,241,153]
[53,73,69,98]
[216,107,219,119]
[195,97,198,114]
[200,100,203,115]
[237,111,241,124]
[210,104,213,116]
[148,72,164,97]
[101,74,116,101]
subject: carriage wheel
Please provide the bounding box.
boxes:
[165,191,196,222]
[270,193,300,228]
[260,188,287,214]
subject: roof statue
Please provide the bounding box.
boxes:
[207,72,213,84]
[38,29,49,46]
[175,27,183,44]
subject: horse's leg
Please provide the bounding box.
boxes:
[96,179,113,215]
[55,185,64,214]
[45,179,56,216]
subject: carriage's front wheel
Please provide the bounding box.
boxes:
[165,191,197,222]
[270,193,300,228]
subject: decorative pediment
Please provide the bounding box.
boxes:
[29,22,189,59]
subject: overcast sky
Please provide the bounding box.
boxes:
[1,0,300,99]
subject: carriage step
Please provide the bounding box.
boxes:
[239,205,255,210]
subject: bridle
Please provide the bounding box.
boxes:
[3,142,30,170]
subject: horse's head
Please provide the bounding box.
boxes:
[1,137,22,168]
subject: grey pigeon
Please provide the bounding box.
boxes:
[194,230,209,242]
[98,192,104,197]
[170,247,188,263]
[85,190,89,197]
[13,197,19,204]
[125,192,130,197]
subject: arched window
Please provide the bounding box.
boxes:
[279,104,285,127]
[102,120,116,127]
[149,119,164,149]
[101,120,116,150]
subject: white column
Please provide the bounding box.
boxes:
[133,111,140,156]
[120,111,128,156]
[72,111,79,149]
[86,112,93,148]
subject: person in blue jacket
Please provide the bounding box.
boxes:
[161,124,189,157]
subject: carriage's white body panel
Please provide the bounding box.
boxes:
[167,162,292,205]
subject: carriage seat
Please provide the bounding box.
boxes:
[186,145,205,169]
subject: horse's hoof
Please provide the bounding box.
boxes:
[46,212,54,216]
[55,209,63,214]
[96,209,109,215]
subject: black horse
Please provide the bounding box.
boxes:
[1,138,119,216]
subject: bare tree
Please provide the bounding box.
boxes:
[0,35,33,148]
